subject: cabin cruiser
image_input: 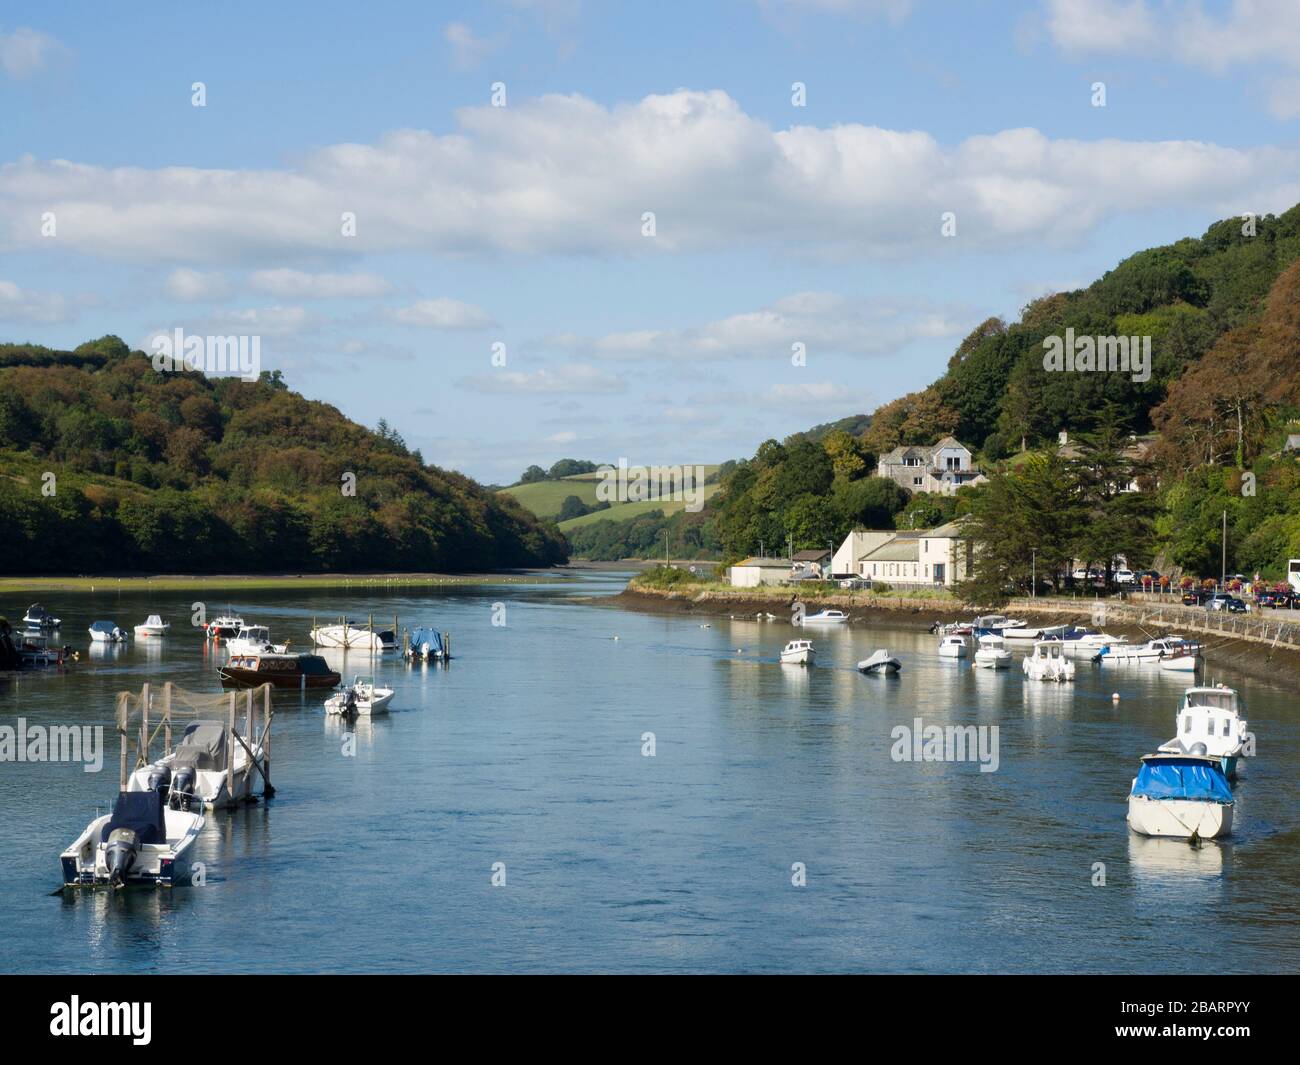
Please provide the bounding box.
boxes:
[205,614,245,638]
[1094,635,1199,664]
[780,639,816,665]
[324,675,396,715]
[133,614,170,637]
[938,634,968,658]
[1127,754,1234,840]
[974,634,1012,669]
[127,720,266,809]
[1023,639,1074,682]
[88,621,127,643]
[800,610,847,625]
[857,649,900,674]
[404,627,445,661]
[220,652,340,689]
[60,787,205,887]
[1158,687,1248,778]
[22,603,60,629]
[226,625,286,655]
[309,622,398,651]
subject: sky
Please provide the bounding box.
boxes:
[2,0,1299,485]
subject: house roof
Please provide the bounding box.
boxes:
[861,539,920,563]
[792,549,831,561]
[733,557,792,568]
[1284,433,1300,451]
[927,519,969,538]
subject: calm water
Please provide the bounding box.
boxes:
[2,571,1298,974]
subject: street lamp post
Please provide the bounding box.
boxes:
[1031,548,1037,599]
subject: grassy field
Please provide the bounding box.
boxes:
[500,466,721,522]
[557,482,722,530]
[0,572,565,594]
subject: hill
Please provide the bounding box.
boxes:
[0,337,568,574]
[500,464,721,522]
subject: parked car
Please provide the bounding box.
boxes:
[1182,589,1207,606]
[1113,569,1136,585]
[1256,592,1278,608]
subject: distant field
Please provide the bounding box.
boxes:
[557,482,722,530]
[500,466,720,521]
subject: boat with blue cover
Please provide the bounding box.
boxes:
[1126,753,1234,840]
[405,627,446,661]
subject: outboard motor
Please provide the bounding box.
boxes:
[171,766,198,811]
[145,763,172,794]
[104,828,141,887]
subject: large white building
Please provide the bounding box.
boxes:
[834,520,972,588]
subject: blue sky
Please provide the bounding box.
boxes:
[3,1,1299,484]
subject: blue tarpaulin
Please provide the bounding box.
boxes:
[1131,758,1233,802]
[408,628,443,656]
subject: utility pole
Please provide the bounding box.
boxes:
[1031,548,1037,599]
[1221,509,1227,589]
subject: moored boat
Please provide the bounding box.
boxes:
[133,614,170,637]
[404,627,445,661]
[974,634,1011,669]
[1126,753,1234,840]
[857,648,900,674]
[88,621,127,643]
[324,675,395,716]
[801,609,847,625]
[206,613,245,638]
[1094,635,1199,664]
[219,652,340,689]
[310,622,397,650]
[127,719,267,809]
[938,634,968,658]
[22,603,60,629]
[60,788,205,887]
[1023,639,1074,682]
[780,639,816,665]
[1157,686,1248,778]
[226,625,286,655]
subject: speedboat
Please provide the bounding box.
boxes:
[220,652,340,689]
[1157,686,1248,778]
[310,622,398,650]
[801,610,847,625]
[60,788,205,887]
[206,613,245,638]
[22,603,60,629]
[226,625,286,655]
[857,649,900,674]
[780,639,816,665]
[88,621,127,643]
[974,634,1011,669]
[127,720,267,809]
[324,675,396,715]
[938,634,968,658]
[133,614,170,637]
[1023,639,1074,682]
[404,627,445,661]
[1094,635,1199,664]
[1127,753,1234,840]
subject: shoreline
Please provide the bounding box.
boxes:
[0,569,575,594]
[608,583,1300,690]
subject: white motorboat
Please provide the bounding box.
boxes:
[1000,625,1044,641]
[1094,635,1199,664]
[857,649,900,674]
[1057,627,1128,650]
[973,614,1028,634]
[60,788,205,887]
[404,627,446,661]
[133,614,170,637]
[206,613,245,638]
[127,720,267,809]
[310,622,398,650]
[22,603,60,629]
[226,625,287,655]
[801,609,847,625]
[780,639,816,665]
[1157,686,1248,778]
[1127,753,1234,840]
[1158,655,1200,673]
[1023,639,1074,682]
[938,634,968,658]
[324,675,396,715]
[88,621,127,643]
[974,634,1011,669]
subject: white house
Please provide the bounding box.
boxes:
[728,557,794,588]
[876,435,985,496]
[834,519,972,589]
[831,530,896,578]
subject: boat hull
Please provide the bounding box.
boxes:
[219,666,339,689]
[780,650,815,665]
[1127,796,1233,840]
[60,809,204,887]
[974,650,1011,669]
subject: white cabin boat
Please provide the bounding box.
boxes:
[133,614,170,637]
[206,614,245,638]
[88,621,127,643]
[780,639,816,665]
[1157,687,1248,778]
[1094,635,1199,664]
[324,675,396,715]
[22,603,60,629]
[857,649,900,674]
[310,623,398,650]
[61,788,205,887]
[974,634,1011,669]
[801,610,847,625]
[1000,625,1044,641]
[1158,655,1200,673]
[226,625,286,655]
[1023,640,1075,682]
[1127,753,1234,840]
[127,719,267,809]
[938,634,968,658]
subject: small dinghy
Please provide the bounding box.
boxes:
[1127,753,1234,840]
[61,788,205,887]
[324,675,395,716]
[128,720,267,809]
[22,603,61,629]
[1023,639,1074,682]
[857,649,900,674]
[134,614,170,637]
[1158,655,1200,673]
[974,634,1011,669]
[780,639,816,666]
[88,621,127,643]
[938,634,968,658]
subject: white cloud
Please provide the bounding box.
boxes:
[249,269,391,299]
[165,268,232,302]
[443,22,499,68]
[2,89,1296,264]
[762,381,858,408]
[389,298,495,329]
[0,27,62,79]
[547,292,970,362]
[459,363,626,394]
[546,430,578,444]
[0,278,70,323]
[1042,0,1158,54]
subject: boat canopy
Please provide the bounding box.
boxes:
[174,721,228,771]
[100,789,166,845]
[89,621,119,633]
[409,628,444,655]
[1131,758,1233,803]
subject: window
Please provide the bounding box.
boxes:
[1183,716,1191,733]
[945,454,961,470]
[913,477,923,486]
[1207,718,1215,735]
[1223,720,1231,737]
